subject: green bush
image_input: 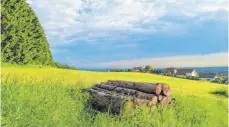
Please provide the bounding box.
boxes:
[212,76,228,84]
[185,76,200,80]
[54,62,77,70]
[211,87,228,97]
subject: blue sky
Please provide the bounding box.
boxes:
[27,0,228,68]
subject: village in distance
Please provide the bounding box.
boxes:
[85,66,228,85]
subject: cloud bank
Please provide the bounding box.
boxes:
[27,0,228,45]
[26,0,228,67]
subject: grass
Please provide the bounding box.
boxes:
[1,65,228,127]
[211,87,228,97]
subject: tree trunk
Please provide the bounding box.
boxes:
[87,89,128,114]
[107,80,135,89]
[94,84,117,91]
[159,96,172,105]
[133,82,162,95]
[107,80,162,95]
[135,91,157,100]
[92,86,114,95]
[114,87,136,96]
[132,98,150,106]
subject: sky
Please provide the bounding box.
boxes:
[27,0,228,68]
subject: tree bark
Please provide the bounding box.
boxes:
[87,89,128,114]
[134,82,162,95]
[107,80,162,95]
[114,87,136,96]
[159,96,172,105]
[94,84,117,91]
[132,98,151,106]
[135,91,156,100]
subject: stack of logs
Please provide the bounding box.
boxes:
[84,80,174,114]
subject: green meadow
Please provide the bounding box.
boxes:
[1,64,228,127]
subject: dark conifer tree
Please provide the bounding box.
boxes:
[1,0,53,65]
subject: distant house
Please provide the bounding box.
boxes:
[176,69,198,77]
[199,72,218,81]
[163,67,177,75]
[224,77,228,84]
[225,79,228,84]
[132,67,144,72]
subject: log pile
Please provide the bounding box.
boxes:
[83,80,175,114]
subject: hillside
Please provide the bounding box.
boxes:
[2,65,228,127]
[1,0,53,65]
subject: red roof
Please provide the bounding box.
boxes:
[176,69,194,75]
[164,68,176,73]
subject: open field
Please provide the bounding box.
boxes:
[1,64,228,127]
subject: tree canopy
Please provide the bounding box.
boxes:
[145,65,153,72]
[1,0,53,65]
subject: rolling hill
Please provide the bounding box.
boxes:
[1,64,228,127]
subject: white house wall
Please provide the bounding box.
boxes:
[177,75,186,78]
[186,73,192,76]
[191,70,199,77]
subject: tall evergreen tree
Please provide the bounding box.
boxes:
[1,0,53,65]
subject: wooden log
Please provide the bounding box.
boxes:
[87,89,128,114]
[161,84,171,96]
[94,84,117,91]
[112,87,159,103]
[114,87,136,96]
[106,80,135,88]
[87,88,111,96]
[134,82,162,95]
[107,80,162,95]
[159,96,172,105]
[148,96,158,106]
[91,86,114,95]
[132,98,151,106]
[85,81,173,114]
[151,96,158,105]
[135,91,156,100]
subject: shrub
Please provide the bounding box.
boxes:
[211,88,228,97]
[54,62,77,70]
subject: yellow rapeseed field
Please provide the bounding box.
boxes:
[1,64,228,127]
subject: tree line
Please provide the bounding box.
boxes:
[108,65,162,74]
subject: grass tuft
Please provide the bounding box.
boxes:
[211,87,228,97]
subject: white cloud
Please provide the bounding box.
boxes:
[27,0,228,45]
[87,52,228,68]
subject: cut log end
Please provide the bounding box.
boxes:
[161,84,171,96]
[155,83,162,95]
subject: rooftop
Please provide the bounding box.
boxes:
[176,69,195,75]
